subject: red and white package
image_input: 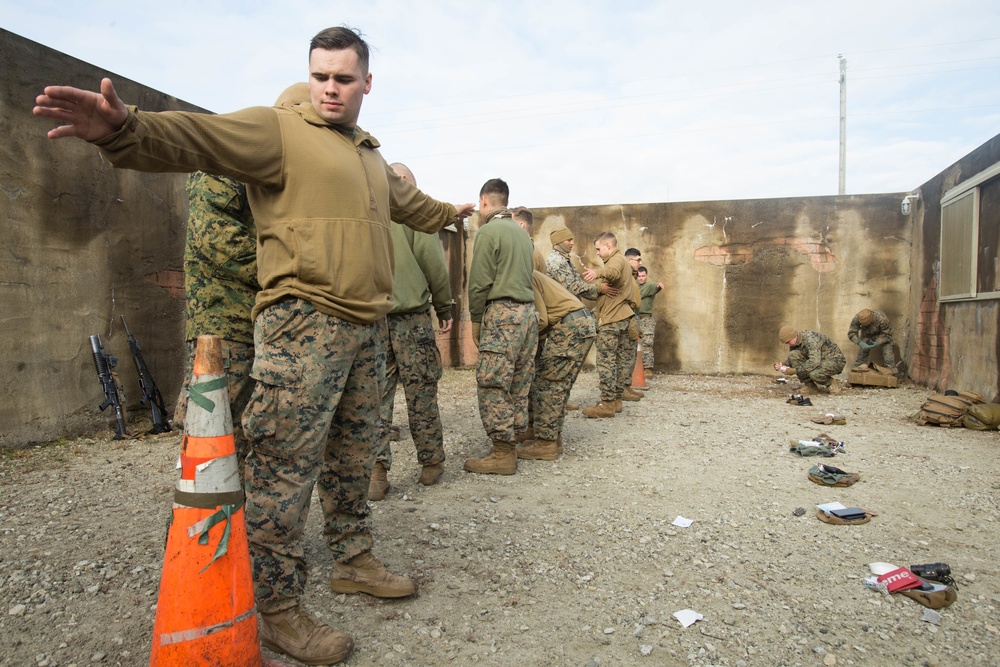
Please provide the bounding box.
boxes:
[876,567,923,593]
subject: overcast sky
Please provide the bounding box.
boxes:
[6,0,999,207]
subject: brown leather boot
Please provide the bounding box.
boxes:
[514,426,535,443]
[582,401,616,418]
[259,604,354,665]
[621,388,642,402]
[368,461,390,501]
[557,434,564,454]
[330,551,416,598]
[463,441,517,475]
[517,439,559,461]
[564,402,580,411]
[613,399,623,412]
[418,462,444,486]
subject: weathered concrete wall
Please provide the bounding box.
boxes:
[1,30,202,447]
[460,195,912,375]
[906,135,1000,401]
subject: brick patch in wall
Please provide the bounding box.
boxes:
[694,237,838,272]
[144,270,184,299]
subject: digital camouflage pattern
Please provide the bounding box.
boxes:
[619,317,639,394]
[784,329,847,387]
[546,248,600,300]
[637,314,656,370]
[243,298,383,612]
[847,309,896,369]
[595,318,632,402]
[375,310,445,469]
[477,301,538,443]
[531,315,596,440]
[182,172,258,344]
[174,172,259,473]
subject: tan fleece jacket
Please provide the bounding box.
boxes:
[93,103,457,323]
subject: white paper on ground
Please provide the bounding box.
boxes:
[672,609,703,628]
[672,516,694,528]
[815,501,846,514]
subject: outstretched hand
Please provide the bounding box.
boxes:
[582,268,597,282]
[33,78,128,141]
[454,203,476,219]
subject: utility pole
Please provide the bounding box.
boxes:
[838,55,847,195]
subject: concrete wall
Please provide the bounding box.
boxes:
[458,195,912,375]
[905,135,1000,402]
[1,30,200,447]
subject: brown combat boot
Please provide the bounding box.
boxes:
[613,399,623,412]
[418,462,444,486]
[514,426,535,443]
[557,434,564,454]
[622,387,643,401]
[582,401,616,419]
[330,551,416,598]
[259,604,354,665]
[564,402,580,411]
[517,439,559,461]
[463,441,517,475]
[368,461,390,501]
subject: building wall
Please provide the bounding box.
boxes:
[461,195,912,376]
[1,30,199,447]
[905,135,1000,401]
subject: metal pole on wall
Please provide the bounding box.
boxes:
[839,55,847,195]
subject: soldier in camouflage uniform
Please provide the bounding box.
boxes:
[466,179,538,476]
[35,28,475,664]
[518,271,596,460]
[847,308,896,372]
[173,171,258,481]
[368,163,453,500]
[619,249,644,400]
[582,233,638,417]
[775,325,846,393]
[636,266,663,372]
[546,226,604,300]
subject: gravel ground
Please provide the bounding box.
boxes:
[1,370,999,667]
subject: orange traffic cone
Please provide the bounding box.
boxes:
[149,335,261,667]
[631,342,648,390]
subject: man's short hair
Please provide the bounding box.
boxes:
[310,26,370,73]
[479,178,509,206]
[510,206,533,227]
[624,247,641,258]
[594,231,617,246]
[637,266,648,275]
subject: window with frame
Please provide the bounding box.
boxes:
[939,162,1000,301]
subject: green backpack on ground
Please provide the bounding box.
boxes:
[913,392,984,427]
[964,403,1000,431]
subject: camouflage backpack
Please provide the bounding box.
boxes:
[913,391,984,427]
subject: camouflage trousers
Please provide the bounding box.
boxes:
[787,348,846,387]
[477,300,538,443]
[637,314,656,371]
[620,317,639,393]
[530,311,596,440]
[174,339,255,483]
[854,342,896,371]
[595,318,633,402]
[242,298,384,613]
[375,310,445,469]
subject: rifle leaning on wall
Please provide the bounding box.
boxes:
[121,315,173,434]
[89,334,128,440]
